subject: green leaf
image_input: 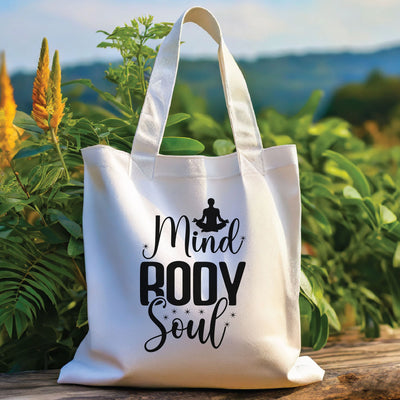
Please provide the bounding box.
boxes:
[49,210,82,238]
[313,209,332,235]
[393,242,400,268]
[96,29,110,36]
[0,229,12,239]
[273,135,293,145]
[309,118,351,138]
[29,165,64,194]
[14,311,28,339]
[16,298,36,319]
[188,113,225,139]
[21,290,43,311]
[318,297,341,332]
[311,132,338,160]
[166,113,191,127]
[300,270,316,305]
[0,196,37,215]
[160,137,205,155]
[3,312,14,338]
[380,204,397,224]
[97,41,117,49]
[13,145,53,160]
[363,198,378,226]
[312,185,337,203]
[295,90,323,118]
[62,79,132,117]
[76,298,88,328]
[33,263,67,290]
[363,304,381,339]
[382,221,400,240]
[13,110,43,134]
[323,150,370,197]
[68,236,84,257]
[213,139,235,156]
[300,294,313,347]
[382,261,400,321]
[100,118,130,128]
[302,195,332,235]
[40,226,69,244]
[41,167,65,192]
[359,287,382,304]
[312,312,329,350]
[343,185,362,199]
[25,277,57,305]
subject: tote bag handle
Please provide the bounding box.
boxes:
[131,7,264,177]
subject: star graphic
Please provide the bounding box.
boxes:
[185,309,190,314]
[230,312,236,318]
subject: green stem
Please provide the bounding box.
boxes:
[9,158,47,225]
[137,44,147,96]
[111,132,132,146]
[9,158,30,199]
[136,29,148,98]
[72,257,87,290]
[50,126,70,181]
[32,204,47,226]
[124,61,133,112]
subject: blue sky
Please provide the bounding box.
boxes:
[1,0,400,73]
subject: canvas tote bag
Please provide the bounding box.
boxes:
[58,6,324,389]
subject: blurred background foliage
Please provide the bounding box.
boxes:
[1,15,400,372]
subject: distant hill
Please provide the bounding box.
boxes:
[11,45,400,121]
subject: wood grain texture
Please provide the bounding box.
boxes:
[1,330,400,399]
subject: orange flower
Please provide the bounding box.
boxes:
[32,38,50,131]
[48,50,65,136]
[32,40,65,139]
[31,40,69,180]
[0,52,18,168]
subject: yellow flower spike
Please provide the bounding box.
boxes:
[47,49,69,181]
[0,109,8,168]
[48,50,65,136]
[0,52,18,168]
[32,38,50,131]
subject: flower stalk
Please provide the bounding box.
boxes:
[50,125,69,181]
[0,52,18,168]
[48,50,65,132]
[0,53,31,199]
[32,38,50,131]
[32,42,69,180]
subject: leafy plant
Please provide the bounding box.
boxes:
[63,16,202,155]
[258,91,400,346]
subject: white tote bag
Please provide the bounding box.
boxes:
[58,7,324,389]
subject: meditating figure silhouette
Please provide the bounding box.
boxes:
[193,198,229,232]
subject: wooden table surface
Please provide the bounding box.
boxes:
[1,327,399,400]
